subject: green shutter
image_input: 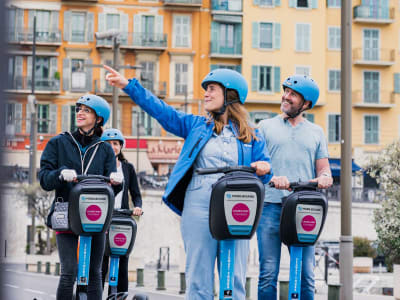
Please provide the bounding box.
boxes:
[312,0,318,9]
[63,11,71,41]
[85,59,93,92]
[87,13,94,42]
[273,23,281,49]
[274,0,281,6]
[235,24,242,54]
[15,56,23,89]
[394,73,400,93]
[273,66,281,92]
[211,22,219,54]
[210,65,218,71]
[252,65,258,92]
[289,0,296,8]
[328,115,335,142]
[62,58,70,91]
[49,104,58,134]
[252,22,259,49]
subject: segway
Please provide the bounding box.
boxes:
[270,181,328,300]
[67,174,115,300]
[195,166,265,300]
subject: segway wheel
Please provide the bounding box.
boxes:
[132,293,149,300]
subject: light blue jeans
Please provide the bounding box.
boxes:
[256,203,315,300]
[181,174,249,300]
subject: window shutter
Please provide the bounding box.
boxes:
[273,66,281,92]
[15,103,22,133]
[51,11,59,31]
[15,56,23,89]
[274,0,281,6]
[273,23,281,49]
[394,73,400,93]
[121,13,129,45]
[16,8,24,30]
[252,22,259,48]
[63,58,71,91]
[289,0,296,7]
[155,15,163,35]
[328,115,335,142]
[252,65,258,92]
[98,13,105,33]
[211,22,219,53]
[63,11,71,41]
[49,104,58,134]
[253,0,259,5]
[28,10,35,32]
[61,105,70,132]
[27,56,32,82]
[87,13,94,42]
[85,59,93,92]
[312,0,318,9]
[235,24,242,54]
[26,102,31,134]
[117,106,121,130]
[133,14,141,32]
[50,57,58,84]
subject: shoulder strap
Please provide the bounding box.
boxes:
[83,144,100,175]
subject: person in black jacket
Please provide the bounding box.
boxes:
[100,128,143,294]
[39,94,123,300]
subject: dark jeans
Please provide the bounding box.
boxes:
[56,233,106,300]
[102,254,129,294]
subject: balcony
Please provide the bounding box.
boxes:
[352,48,395,66]
[323,185,383,203]
[8,28,62,46]
[210,41,242,59]
[97,32,168,51]
[95,80,167,98]
[353,5,395,24]
[163,0,202,7]
[6,76,60,93]
[352,90,395,108]
[212,0,242,14]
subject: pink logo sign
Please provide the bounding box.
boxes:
[86,205,102,221]
[301,215,316,232]
[232,203,250,222]
[114,233,127,247]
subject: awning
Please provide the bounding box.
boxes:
[329,158,362,177]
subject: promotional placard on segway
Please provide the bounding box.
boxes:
[79,194,109,232]
[109,224,133,255]
[295,204,323,243]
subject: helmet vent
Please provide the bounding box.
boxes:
[294,80,298,84]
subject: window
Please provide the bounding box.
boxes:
[328,27,340,50]
[71,12,86,43]
[4,102,22,135]
[304,113,314,123]
[363,29,379,61]
[107,14,120,30]
[260,0,273,5]
[394,73,400,93]
[211,64,241,73]
[142,15,155,35]
[364,71,379,103]
[175,63,188,95]
[327,0,340,7]
[296,23,311,52]
[131,107,161,136]
[259,23,273,49]
[328,114,341,143]
[70,105,77,132]
[140,61,155,92]
[249,111,277,124]
[36,10,51,38]
[211,22,242,55]
[8,56,22,89]
[295,66,311,76]
[173,15,191,48]
[364,115,379,144]
[37,104,49,134]
[219,23,234,48]
[252,65,280,93]
[297,0,309,8]
[71,59,86,91]
[328,70,341,91]
[259,66,272,92]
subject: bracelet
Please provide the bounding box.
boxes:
[320,172,331,177]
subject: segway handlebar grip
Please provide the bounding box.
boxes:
[195,166,256,175]
[113,208,133,216]
[76,174,111,182]
[268,181,319,189]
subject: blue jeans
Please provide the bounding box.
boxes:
[56,233,105,300]
[256,203,315,300]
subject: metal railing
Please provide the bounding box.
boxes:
[212,0,242,12]
[210,40,242,56]
[352,90,395,106]
[323,185,384,203]
[353,5,395,21]
[8,28,62,44]
[163,0,202,5]
[352,48,395,64]
[97,32,168,49]
[138,172,169,190]
[7,76,60,92]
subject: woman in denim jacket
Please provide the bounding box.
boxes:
[105,66,273,300]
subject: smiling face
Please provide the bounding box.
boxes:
[107,140,122,156]
[203,83,225,113]
[76,104,98,132]
[280,87,310,116]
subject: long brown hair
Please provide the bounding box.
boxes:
[208,88,258,143]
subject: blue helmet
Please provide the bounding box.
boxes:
[282,75,320,108]
[101,128,125,147]
[76,94,110,126]
[201,69,248,104]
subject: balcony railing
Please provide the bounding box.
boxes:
[353,5,395,23]
[212,0,242,12]
[323,185,384,203]
[210,40,242,58]
[163,0,202,7]
[8,28,62,45]
[97,32,168,50]
[352,90,395,108]
[7,76,60,92]
[352,48,395,66]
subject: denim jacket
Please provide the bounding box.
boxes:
[123,79,273,215]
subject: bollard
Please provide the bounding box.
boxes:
[156,270,166,290]
[45,262,51,275]
[179,272,186,294]
[136,268,144,287]
[25,263,29,271]
[245,277,251,299]
[328,283,341,300]
[279,280,289,300]
[37,261,42,273]
[54,262,60,276]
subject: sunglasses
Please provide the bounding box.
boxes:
[75,106,92,114]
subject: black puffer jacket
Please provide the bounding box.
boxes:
[39,131,119,228]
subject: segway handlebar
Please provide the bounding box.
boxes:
[269,181,318,190]
[76,174,111,182]
[195,166,256,175]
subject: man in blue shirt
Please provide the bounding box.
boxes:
[257,75,333,300]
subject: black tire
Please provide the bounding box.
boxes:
[132,293,149,300]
